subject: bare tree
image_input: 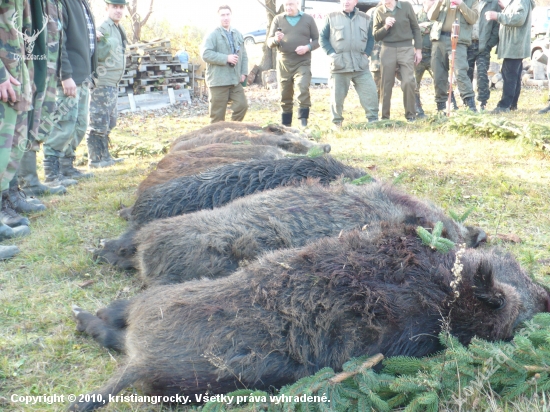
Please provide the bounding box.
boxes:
[126,0,155,43]
[258,0,280,70]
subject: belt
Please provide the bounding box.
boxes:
[440,31,451,36]
[471,39,479,43]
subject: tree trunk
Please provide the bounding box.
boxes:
[127,0,155,43]
[259,0,279,71]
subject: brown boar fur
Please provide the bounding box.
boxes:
[71,223,538,411]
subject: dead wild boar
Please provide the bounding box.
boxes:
[70,223,549,411]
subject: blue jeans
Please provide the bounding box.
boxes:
[497,59,523,109]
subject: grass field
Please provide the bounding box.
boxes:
[1,82,549,411]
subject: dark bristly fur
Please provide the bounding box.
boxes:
[137,144,287,195]
[136,181,486,287]
[170,122,331,154]
[71,223,547,411]
[95,157,365,270]
[130,155,366,227]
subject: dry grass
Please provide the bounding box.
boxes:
[0,82,549,411]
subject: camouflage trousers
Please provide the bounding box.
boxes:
[43,84,90,157]
[467,41,492,105]
[0,103,29,191]
[27,69,58,152]
[88,86,118,138]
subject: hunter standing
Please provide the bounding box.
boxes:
[428,0,479,112]
[319,0,378,129]
[43,0,97,182]
[267,0,319,127]
[0,0,33,259]
[87,0,127,168]
[202,5,248,124]
[467,0,500,110]
[485,0,534,113]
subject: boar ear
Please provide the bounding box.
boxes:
[473,260,507,310]
[265,124,283,134]
[467,226,487,248]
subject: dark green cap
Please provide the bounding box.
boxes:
[105,0,128,4]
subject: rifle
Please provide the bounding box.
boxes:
[447,19,460,117]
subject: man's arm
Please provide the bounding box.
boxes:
[497,0,528,26]
[456,0,479,25]
[486,17,500,49]
[308,15,320,51]
[201,30,229,66]
[266,16,280,49]
[319,16,335,55]
[59,0,73,81]
[240,36,248,77]
[373,9,390,41]
[427,0,443,21]
[409,4,423,49]
[365,18,375,55]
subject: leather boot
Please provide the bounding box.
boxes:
[298,108,309,127]
[464,96,477,112]
[538,104,550,114]
[0,244,20,260]
[415,93,425,118]
[0,221,30,241]
[44,156,78,187]
[87,134,113,168]
[18,150,66,196]
[101,134,124,164]
[60,156,93,179]
[436,101,446,112]
[281,112,292,127]
[7,186,46,213]
[1,190,30,227]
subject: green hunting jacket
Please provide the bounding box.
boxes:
[0,0,33,112]
[496,0,534,59]
[95,17,127,87]
[478,0,500,53]
[428,0,479,46]
[201,26,248,88]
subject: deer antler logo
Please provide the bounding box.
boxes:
[10,11,50,56]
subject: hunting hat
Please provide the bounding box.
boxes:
[105,0,128,4]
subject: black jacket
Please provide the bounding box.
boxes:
[58,0,98,85]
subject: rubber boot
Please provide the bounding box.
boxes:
[281,112,292,127]
[8,177,46,213]
[298,108,309,128]
[87,134,113,168]
[436,101,446,113]
[44,156,78,187]
[1,190,30,227]
[0,221,30,241]
[18,150,66,196]
[60,156,93,179]
[101,135,124,164]
[538,103,550,114]
[0,244,20,260]
[464,96,477,112]
[415,93,425,118]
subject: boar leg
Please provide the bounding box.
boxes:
[72,305,126,352]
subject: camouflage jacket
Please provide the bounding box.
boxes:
[0,0,33,111]
[95,17,127,87]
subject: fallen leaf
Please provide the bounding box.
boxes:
[78,280,95,288]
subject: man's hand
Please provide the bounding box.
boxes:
[241,75,246,83]
[0,75,20,103]
[62,78,77,97]
[414,49,422,65]
[451,0,462,6]
[385,16,396,30]
[96,31,104,40]
[295,45,310,55]
[498,0,507,9]
[227,54,239,65]
[485,10,498,20]
[275,31,284,42]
